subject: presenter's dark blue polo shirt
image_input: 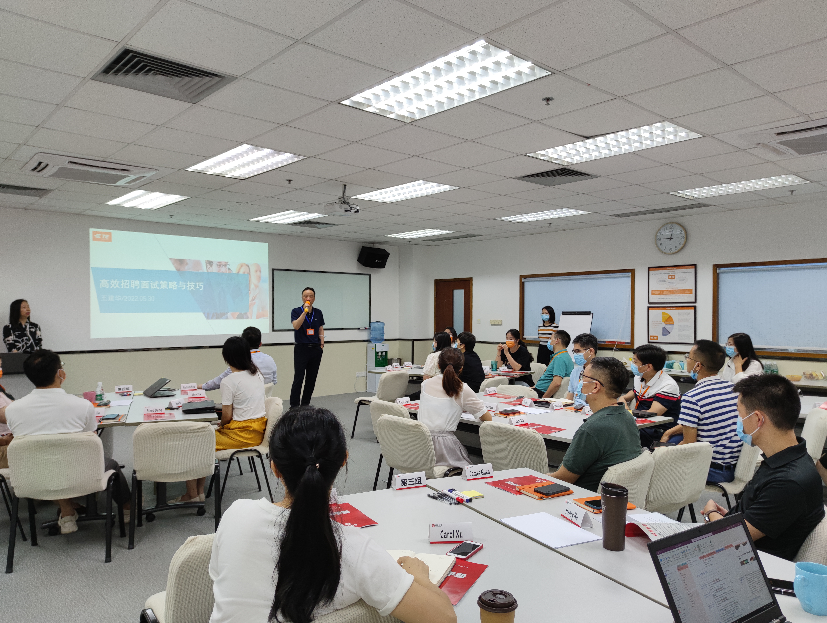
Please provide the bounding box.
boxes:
[291,306,324,345]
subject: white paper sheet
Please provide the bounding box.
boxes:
[519,406,551,414]
[460,413,476,421]
[502,512,602,548]
[110,399,133,406]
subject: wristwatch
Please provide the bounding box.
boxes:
[703,510,722,523]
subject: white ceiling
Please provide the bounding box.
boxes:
[1,0,827,245]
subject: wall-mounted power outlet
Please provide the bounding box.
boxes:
[355,371,366,378]
[490,319,502,326]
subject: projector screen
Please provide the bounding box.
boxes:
[89,229,269,339]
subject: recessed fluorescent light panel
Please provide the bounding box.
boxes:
[341,40,549,122]
[670,175,809,199]
[527,123,701,165]
[250,211,324,224]
[187,144,304,179]
[500,208,589,223]
[387,229,454,239]
[107,190,188,210]
[354,180,457,203]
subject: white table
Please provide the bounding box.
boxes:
[368,366,425,376]
[433,468,821,621]
[96,391,218,428]
[337,487,669,621]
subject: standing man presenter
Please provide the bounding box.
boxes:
[290,287,324,407]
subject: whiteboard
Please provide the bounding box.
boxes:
[272,269,370,331]
[558,312,594,351]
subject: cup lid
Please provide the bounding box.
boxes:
[478,589,518,613]
[601,482,629,496]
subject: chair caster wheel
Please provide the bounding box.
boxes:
[48,526,59,536]
[145,513,156,522]
[196,506,206,516]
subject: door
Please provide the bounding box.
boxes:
[434,278,472,335]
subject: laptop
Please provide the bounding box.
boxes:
[648,513,788,623]
[144,378,177,398]
[0,352,28,375]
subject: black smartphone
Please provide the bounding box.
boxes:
[769,578,795,597]
[101,412,120,421]
[633,409,656,418]
[584,499,602,510]
[534,483,571,497]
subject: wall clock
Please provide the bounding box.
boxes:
[656,223,687,254]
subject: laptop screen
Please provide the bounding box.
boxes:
[649,516,777,623]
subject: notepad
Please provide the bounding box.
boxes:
[502,512,601,548]
[625,512,694,540]
[387,551,455,586]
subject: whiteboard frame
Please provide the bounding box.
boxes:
[270,268,371,332]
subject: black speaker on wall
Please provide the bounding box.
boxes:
[357,246,390,268]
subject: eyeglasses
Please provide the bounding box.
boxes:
[581,374,602,387]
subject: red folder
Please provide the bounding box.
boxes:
[330,503,378,528]
[516,423,564,435]
[486,475,549,496]
[439,559,488,605]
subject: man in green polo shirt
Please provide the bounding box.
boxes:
[549,357,642,491]
[536,330,575,399]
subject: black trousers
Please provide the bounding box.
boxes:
[291,344,323,407]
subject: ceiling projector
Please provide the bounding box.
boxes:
[325,184,360,214]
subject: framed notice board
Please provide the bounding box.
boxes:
[648,306,696,345]
[648,265,696,304]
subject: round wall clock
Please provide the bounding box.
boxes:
[656,222,687,254]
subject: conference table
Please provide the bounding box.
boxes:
[429,468,821,622]
[94,391,218,428]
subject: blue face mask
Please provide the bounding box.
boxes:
[725,346,736,358]
[452,342,458,348]
[690,370,698,381]
[630,362,640,376]
[546,339,553,350]
[736,412,759,447]
[573,353,586,367]
[541,314,550,321]
[431,344,436,352]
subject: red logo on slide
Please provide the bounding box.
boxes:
[92,231,112,242]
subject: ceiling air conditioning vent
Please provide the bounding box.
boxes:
[611,203,710,218]
[517,168,595,186]
[740,118,827,157]
[290,222,336,229]
[0,184,52,198]
[22,153,157,186]
[93,49,235,104]
[418,233,481,243]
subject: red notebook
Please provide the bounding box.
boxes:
[330,503,378,528]
[486,475,549,496]
[635,418,655,424]
[439,559,488,605]
[516,423,564,435]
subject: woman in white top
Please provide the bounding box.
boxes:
[721,332,764,383]
[179,336,266,503]
[209,407,456,623]
[422,331,453,379]
[419,348,493,468]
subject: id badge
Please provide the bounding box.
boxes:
[307,328,315,335]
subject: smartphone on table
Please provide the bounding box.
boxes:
[447,541,483,559]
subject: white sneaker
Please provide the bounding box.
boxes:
[58,512,78,534]
[170,493,205,504]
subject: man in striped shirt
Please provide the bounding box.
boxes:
[660,340,742,483]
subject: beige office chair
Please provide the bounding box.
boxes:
[600,450,655,509]
[553,377,570,399]
[644,442,713,522]
[802,408,827,461]
[5,432,125,572]
[352,371,410,439]
[530,362,547,385]
[316,603,403,623]
[0,468,27,542]
[480,421,548,473]
[479,377,508,392]
[374,415,448,489]
[130,421,219,550]
[496,385,538,399]
[263,382,276,398]
[704,443,762,509]
[794,510,827,566]
[208,397,283,503]
[369,401,411,491]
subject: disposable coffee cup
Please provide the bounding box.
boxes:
[478,589,518,622]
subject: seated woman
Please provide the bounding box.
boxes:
[3,299,42,353]
[209,407,456,623]
[495,328,535,387]
[179,336,266,503]
[422,331,452,380]
[443,326,457,348]
[721,332,764,383]
[418,349,493,468]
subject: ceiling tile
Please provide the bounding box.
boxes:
[426,169,506,188]
[609,164,692,184]
[130,0,294,75]
[0,120,34,144]
[306,180,375,197]
[570,153,661,176]
[473,155,549,177]
[288,104,403,141]
[0,94,56,126]
[482,74,613,121]
[202,80,327,124]
[247,169,325,188]
[470,178,537,195]
[423,142,513,167]
[415,103,528,140]
[0,59,82,104]
[775,81,827,115]
[337,169,415,189]
[0,141,17,159]
[251,125,347,157]
[406,0,556,34]
[247,44,393,101]
[557,177,629,193]
[307,0,473,72]
[165,106,276,142]
[638,174,718,193]
[678,0,827,64]
[135,127,239,157]
[221,180,292,197]
[26,128,126,159]
[153,170,238,189]
[627,0,758,29]
[64,81,193,126]
[45,107,156,143]
[588,184,659,200]
[110,144,198,169]
[706,162,795,184]
[459,195,532,209]
[476,122,580,154]
[0,11,116,77]
[492,0,664,70]
[676,151,767,174]
[437,188,496,203]
[674,96,801,135]
[640,136,738,164]
[375,156,460,178]
[506,186,577,202]
[733,38,827,94]
[545,99,660,137]
[359,125,462,155]
[278,157,364,179]
[320,143,407,168]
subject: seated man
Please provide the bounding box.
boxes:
[549,357,642,492]
[702,375,825,561]
[535,330,574,399]
[661,340,742,483]
[457,332,485,393]
[622,345,681,448]
[4,350,131,534]
[200,326,277,390]
[565,333,598,408]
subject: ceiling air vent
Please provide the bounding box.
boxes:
[740,118,827,157]
[22,153,157,186]
[610,203,710,218]
[0,184,52,198]
[517,168,595,186]
[418,233,481,243]
[93,49,235,104]
[290,222,336,229]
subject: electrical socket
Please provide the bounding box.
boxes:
[356,372,366,377]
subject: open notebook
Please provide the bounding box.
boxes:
[387,551,456,586]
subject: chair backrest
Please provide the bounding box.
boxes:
[479,377,507,392]
[263,382,275,398]
[600,449,655,508]
[644,442,713,513]
[530,362,547,384]
[7,432,106,500]
[133,422,216,482]
[315,600,402,623]
[794,510,827,566]
[732,442,762,484]
[262,396,284,449]
[374,415,438,477]
[369,400,410,435]
[480,421,548,473]
[553,377,570,399]
[496,385,538,399]
[164,534,215,623]
[801,408,827,461]
[375,371,411,402]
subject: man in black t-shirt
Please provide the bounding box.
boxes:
[457,332,485,392]
[290,287,325,407]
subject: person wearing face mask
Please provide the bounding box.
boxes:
[422,332,452,380]
[659,340,742,483]
[495,329,535,387]
[701,375,825,561]
[720,332,764,383]
[622,344,681,448]
[456,332,485,392]
[548,357,641,491]
[536,306,557,366]
[565,333,598,407]
[535,330,574,399]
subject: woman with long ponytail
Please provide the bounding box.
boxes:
[418,349,493,468]
[208,407,456,623]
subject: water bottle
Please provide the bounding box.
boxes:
[95,382,104,404]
